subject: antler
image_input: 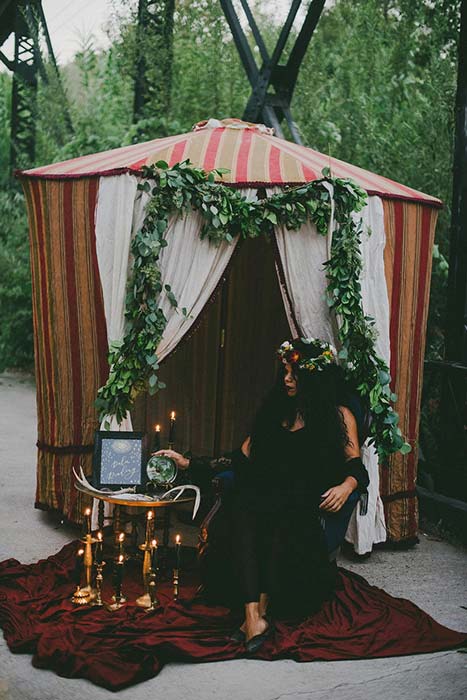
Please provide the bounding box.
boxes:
[159,485,201,519]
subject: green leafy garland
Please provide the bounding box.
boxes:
[95,159,410,463]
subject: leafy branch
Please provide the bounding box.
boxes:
[96,159,409,462]
[324,178,411,462]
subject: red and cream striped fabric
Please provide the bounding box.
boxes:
[381,200,438,542]
[23,178,109,520]
[21,118,441,208]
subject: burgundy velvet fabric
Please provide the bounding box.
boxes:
[0,542,465,691]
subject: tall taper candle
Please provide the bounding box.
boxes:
[74,548,84,586]
[96,531,103,565]
[169,411,176,445]
[151,539,158,571]
[114,554,124,588]
[175,534,181,570]
[152,424,161,453]
[84,507,91,536]
[118,532,125,558]
[145,510,154,545]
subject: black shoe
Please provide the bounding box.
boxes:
[245,620,273,653]
[228,627,246,643]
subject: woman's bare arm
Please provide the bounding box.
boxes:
[241,436,251,458]
[319,406,360,512]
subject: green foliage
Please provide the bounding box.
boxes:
[324,187,409,460]
[0,0,460,382]
[0,188,33,371]
[292,0,460,359]
[96,160,406,462]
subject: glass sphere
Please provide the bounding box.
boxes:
[146,454,177,486]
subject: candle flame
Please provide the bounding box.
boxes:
[155,424,161,432]
[118,554,124,563]
[77,548,84,556]
[170,411,176,420]
[119,532,125,542]
[97,531,103,541]
[175,534,181,544]
[151,539,157,547]
[84,507,91,516]
[147,510,153,520]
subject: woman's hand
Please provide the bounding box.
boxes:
[153,449,190,470]
[319,479,355,513]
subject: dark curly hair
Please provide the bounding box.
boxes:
[250,338,352,462]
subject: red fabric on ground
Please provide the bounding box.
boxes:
[0,542,465,691]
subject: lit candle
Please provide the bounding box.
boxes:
[74,548,84,586]
[145,509,154,545]
[175,534,181,570]
[152,424,161,453]
[96,531,103,565]
[118,532,125,558]
[169,411,176,445]
[114,553,124,588]
[150,538,158,570]
[84,507,91,536]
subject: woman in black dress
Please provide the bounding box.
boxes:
[156,338,369,651]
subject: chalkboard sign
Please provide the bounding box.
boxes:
[92,431,147,489]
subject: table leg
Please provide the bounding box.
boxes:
[113,505,121,545]
[163,508,171,549]
[131,517,138,553]
[98,500,105,532]
[156,508,171,576]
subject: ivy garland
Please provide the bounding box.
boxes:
[95,159,410,464]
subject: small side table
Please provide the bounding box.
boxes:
[75,484,194,572]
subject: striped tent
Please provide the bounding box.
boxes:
[19,118,440,543]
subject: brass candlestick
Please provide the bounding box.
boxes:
[146,568,159,612]
[135,542,152,608]
[173,568,179,600]
[91,560,106,607]
[71,547,90,605]
[136,521,158,603]
[81,533,97,600]
[173,534,181,600]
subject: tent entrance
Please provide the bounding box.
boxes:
[132,235,290,456]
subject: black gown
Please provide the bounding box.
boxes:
[189,422,366,619]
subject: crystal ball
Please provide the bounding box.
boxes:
[146,454,177,485]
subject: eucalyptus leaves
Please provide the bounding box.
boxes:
[95,159,409,463]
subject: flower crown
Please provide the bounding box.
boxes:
[276,338,337,372]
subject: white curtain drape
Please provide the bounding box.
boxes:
[344,197,388,553]
[91,177,247,528]
[273,195,389,554]
[92,174,139,527]
[114,184,258,364]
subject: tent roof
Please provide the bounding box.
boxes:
[20,118,441,207]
